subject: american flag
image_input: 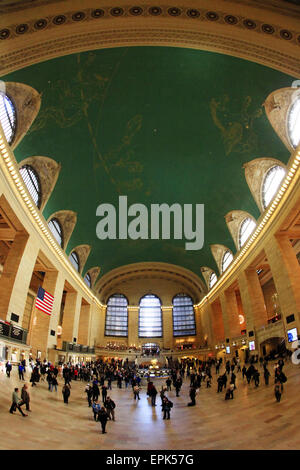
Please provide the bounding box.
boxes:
[35,286,54,315]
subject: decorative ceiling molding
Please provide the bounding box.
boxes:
[96,261,207,304]
[0,7,300,77]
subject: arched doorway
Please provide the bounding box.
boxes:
[260,337,286,359]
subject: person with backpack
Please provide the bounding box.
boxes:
[162,396,173,420]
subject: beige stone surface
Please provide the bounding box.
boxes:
[1,360,300,450]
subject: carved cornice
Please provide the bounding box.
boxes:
[0,5,300,77]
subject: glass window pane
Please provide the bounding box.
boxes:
[0,93,16,145]
[262,165,286,209]
[209,272,217,289]
[84,272,91,287]
[239,217,256,249]
[105,294,128,337]
[69,251,80,272]
[48,218,63,247]
[288,96,300,148]
[222,250,233,273]
[139,294,162,338]
[19,165,41,208]
[172,294,196,337]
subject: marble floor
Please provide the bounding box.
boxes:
[0,361,300,450]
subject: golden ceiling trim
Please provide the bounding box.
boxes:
[0,7,299,77]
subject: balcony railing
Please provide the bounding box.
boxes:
[58,341,95,354]
[0,321,28,344]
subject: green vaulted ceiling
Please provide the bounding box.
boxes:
[3,47,295,281]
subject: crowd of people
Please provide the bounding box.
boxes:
[4,354,289,432]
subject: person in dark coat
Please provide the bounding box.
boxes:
[162,397,173,419]
[6,361,12,378]
[62,384,70,404]
[98,407,109,434]
[101,384,108,402]
[92,383,100,401]
[21,383,31,411]
[149,384,158,406]
[188,385,196,406]
[264,367,271,385]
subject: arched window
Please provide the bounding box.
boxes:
[69,251,80,272]
[19,165,41,208]
[262,165,286,209]
[288,95,300,148]
[209,272,217,289]
[48,218,63,247]
[222,250,233,273]
[0,92,16,145]
[172,294,196,337]
[105,294,128,337]
[239,217,256,249]
[139,294,162,338]
[84,272,92,288]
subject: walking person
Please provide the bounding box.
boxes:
[21,384,31,412]
[9,388,27,417]
[133,384,141,400]
[264,367,271,385]
[98,407,109,434]
[101,384,108,403]
[92,400,101,421]
[18,363,24,381]
[62,383,70,404]
[274,380,282,402]
[51,374,58,392]
[149,384,158,406]
[188,385,197,406]
[6,361,12,378]
[166,377,172,391]
[104,396,116,421]
[162,396,173,420]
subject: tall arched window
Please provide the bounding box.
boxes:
[0,92,16,145]
[19,165,41,208]
[172,294,196,337]
[48,218,63,247]
[139,294,162,338]
[84,272,92,288]
[105,294,128,337]
[262,165,286,209]
[239,217,256,249]
[288,95,300,148]
[69,251,80,272]
[209,272,217,289]
[222,250,233,273]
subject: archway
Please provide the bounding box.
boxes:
[260,336,286,359]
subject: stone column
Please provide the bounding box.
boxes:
[162,306,173,349]
[238,268,268,331]
[264,234,300,316]
[210,299,225,343]
[0,232,29,321]
[61,291,82,343]
[77,303,92,345]
[6,236,39,326]
[47,271,65,350]
[29,271,59,359]
[128,306,139,347]
[220,289,241,338]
